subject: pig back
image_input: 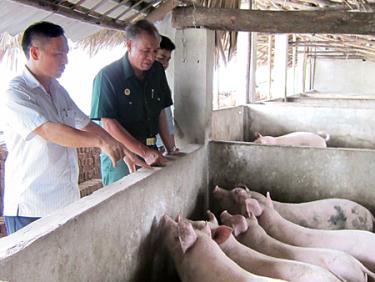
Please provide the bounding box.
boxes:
[274,198,374,231]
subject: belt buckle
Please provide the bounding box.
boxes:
[146,137,156,146]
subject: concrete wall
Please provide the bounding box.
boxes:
[209,141,375,215]
[314,59,375,95]
[211,106,246,141]
[174,29,214,146]
[246,103,375,149]
[268,95,375,108]
[0,145,207,282]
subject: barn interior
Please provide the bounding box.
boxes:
[0,0,375,281]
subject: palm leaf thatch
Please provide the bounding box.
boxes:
[199,0,241,66]
[0,33,22,69]
[76,0,241,64]
[76,29,126,57]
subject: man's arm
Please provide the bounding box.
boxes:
[33,121,124,167]
[101,118,167,166]
[159,110,180,155]
[82,122,149,172]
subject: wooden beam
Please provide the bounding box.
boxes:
[145,0,178,22]
[12,0,128,30]
[172,7,375,35]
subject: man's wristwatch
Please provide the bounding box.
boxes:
[168,145,177,153]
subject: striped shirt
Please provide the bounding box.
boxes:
[1,67,90,217]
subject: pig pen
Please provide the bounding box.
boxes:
[1,103,375,282]
[0,140,374,281]
[211,102,375,213]
[212,103,375,149]
[209,140,375,216]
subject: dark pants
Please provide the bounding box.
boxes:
[4,215,40,235]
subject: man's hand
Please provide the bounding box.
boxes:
[100,139,125,168]
[165,146,184,156]
[123,148,151,173]
[143,148,168,167]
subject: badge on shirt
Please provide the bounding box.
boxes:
[124,88,131,96]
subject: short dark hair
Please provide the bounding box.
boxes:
[125,19,160,42]
[21,21,65,59]
[160,35,175,52]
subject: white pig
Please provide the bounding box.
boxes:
[243,194,375,272]
[200,212,343,282]
[253,131,329,147]
[160,215,285,282]
[213,185,374,231]
[220,210,375,282]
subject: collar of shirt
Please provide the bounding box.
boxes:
[23,66,58,95]
[121,52,161,82]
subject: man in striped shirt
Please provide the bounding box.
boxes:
[1,22,142,234]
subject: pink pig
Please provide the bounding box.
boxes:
[160,215,285,282]
[243,193,375,272]
[253,131,329,147]
[220,210,375,282]
[212,185,374,231]
[196,212,342,282]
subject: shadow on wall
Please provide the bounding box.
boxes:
[132,190,207,282]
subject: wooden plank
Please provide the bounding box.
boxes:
[172,7,375,35]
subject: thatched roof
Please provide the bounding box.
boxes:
[1,0,375,66]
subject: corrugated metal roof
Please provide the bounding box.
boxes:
[0,0,162,41]
[0,0,102,41]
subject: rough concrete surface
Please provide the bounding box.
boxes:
[0,144,207,282]
[209,141,375,215]
[211,106,246,141]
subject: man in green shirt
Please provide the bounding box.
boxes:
[91,20,173,185]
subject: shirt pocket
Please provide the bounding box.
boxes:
[118,95,143,123]
[61,109,76,127]
[147,89,163,116]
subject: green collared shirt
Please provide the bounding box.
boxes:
[90,53,173,140]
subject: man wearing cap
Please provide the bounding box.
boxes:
[91,20,174,185]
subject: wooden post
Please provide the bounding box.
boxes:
[302,46,307,93]
[249,32,257,103]
[236,0,251,105]
[274,34,288,99]
[292,34,297,96]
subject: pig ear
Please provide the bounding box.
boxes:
[178,220,198,254]
[202,222,212,237]
[244,198,263,217]
[212,185,224,199]
[255,132,262,138]
[232,215,249,236]
[247,211,255,219]
[207,210,219,226]
[266,192,274,208]
[211,226,233,244]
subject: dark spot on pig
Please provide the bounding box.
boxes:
[349,207,369,229]
[350,206,370,230]
[328,206,347,228]
[297,219,310,228]
[351,217,368,230]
